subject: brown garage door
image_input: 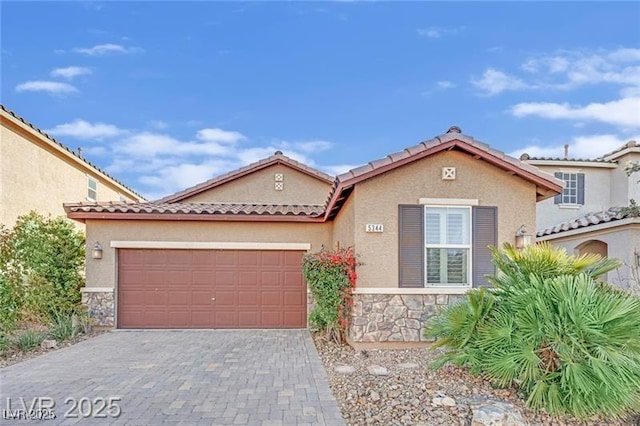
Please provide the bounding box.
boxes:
[117,249,306,329]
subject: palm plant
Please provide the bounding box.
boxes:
[425,243,640,418]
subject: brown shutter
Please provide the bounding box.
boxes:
[472,206,497,287]
[399,205,424,288]
[554,172,563,204]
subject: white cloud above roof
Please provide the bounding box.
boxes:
[45,119,125,140]
[73,43,144,55]
[15,81,78,94]
[50,66,91,80]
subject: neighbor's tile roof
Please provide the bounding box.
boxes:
[523,156,615,163]
[64,201,325,217]
[1,105,145,201]
[537,207,631,237]
[159,151,334,203]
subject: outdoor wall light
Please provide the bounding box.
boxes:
[515,225,532,250]
[92,242,103,260]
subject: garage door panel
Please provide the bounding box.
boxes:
[118,249,306,329]
[261,271,281,286]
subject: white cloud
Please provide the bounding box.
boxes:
[321,164,358,176]
[511,97,640,129]
[510,134,640,159]
[15,81,78,94]
[138,160,236,196]
[148,120,168,130]
[436,80,456,90]
[417,26,465,39]
[116,132,232,157]
[50,66,91,80]
[471,69,532,96]
[73,43,144,55]
[45,119,125,139]
[291,140,333,153]
[196,128,247,144]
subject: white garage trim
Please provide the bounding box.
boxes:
[109,241,312,250]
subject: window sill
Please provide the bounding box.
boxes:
[353,287,471,295]
[558,204,582,209]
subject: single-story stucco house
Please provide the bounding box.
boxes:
[65,126,563,343]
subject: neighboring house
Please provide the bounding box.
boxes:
[522,142,640,289]
[0,105,144,228]
[65,126,563,343]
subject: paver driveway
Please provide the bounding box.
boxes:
[0,330,344,425]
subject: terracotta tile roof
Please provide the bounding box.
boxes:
[1,105,145,201]
[522,156,615,163]
[324,126,564,219]
[159,151,334,203]
[537,207,633,237]
[64,201,325,217]
[602,140,639,160]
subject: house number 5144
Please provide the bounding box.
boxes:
[365,224,383,233]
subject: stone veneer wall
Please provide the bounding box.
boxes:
[349,294,466,343]
[81,290,115,327]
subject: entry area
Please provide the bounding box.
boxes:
[117,248,307,329]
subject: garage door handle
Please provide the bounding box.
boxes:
[211,298,216,301]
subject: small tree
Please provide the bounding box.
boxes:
[0,212,85,331]
[302,247,357,343]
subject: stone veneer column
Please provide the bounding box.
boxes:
[81,288,115,328]
[349,294,466,343]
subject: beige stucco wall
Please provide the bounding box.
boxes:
[1,121,140,228]
[352,150,537,288]
[183,164,331,205]
[85,219,333,289]
[331,192,356,250]
[543,224,640,292]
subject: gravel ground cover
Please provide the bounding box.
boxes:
[313,333,636,426]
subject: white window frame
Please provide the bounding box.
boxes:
[87,176,97,201]
[559,172,578,205]
[424,205,472,287]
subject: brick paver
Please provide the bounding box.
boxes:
[0,330,344,425]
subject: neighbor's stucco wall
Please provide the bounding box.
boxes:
[331,193,356,250]
[183,164,331,206]
[352,150,537,288]
[609,151,640,206]
[534,164,613,230]
[0,121,139,228]
[543,224,640,291]
[85,220,333,289]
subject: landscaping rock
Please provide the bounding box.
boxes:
[40,339,57,350]
[442,396,456,407]
[397,362,419,369]
[366,365,388,376]
[334,365,356,374]
[369,390,380,402]
[471,401,526,425]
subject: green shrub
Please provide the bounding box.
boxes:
[303,247,358,342]
[13,330,46,352]
[48,312,81,341]
[0,333,9,353]
[0,212,85,330]
[426,243,640,418]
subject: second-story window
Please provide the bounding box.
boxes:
[87,177,98,201]
[554,172,584,205]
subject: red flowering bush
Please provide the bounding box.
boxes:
[302,247,358,343]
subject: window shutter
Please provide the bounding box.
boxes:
[554,172,562,204]
[399,205,424,288]
[472,206,497,288]
[577,173,585,205]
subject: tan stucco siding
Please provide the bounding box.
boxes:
[85,220,333,289]
[331,192,356,251]
[1,123,139,228]
[352,150,537,288]
[183,164,331,205]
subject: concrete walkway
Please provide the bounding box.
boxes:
[0,330,344,425]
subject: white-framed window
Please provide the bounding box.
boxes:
[424,206,471,286]
[87,177,97,201]
[554,172,584,205]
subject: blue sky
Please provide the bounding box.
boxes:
[2,1,639,200]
